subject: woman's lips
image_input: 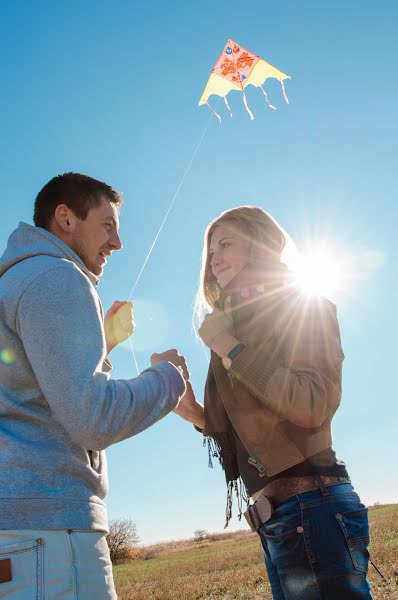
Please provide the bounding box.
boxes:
[214,266,231,278]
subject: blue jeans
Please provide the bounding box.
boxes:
[0,529,116,599]
[258,483,372,599]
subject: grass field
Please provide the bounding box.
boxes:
[113,504,398,599]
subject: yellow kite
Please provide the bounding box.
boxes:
[199,39,290,121]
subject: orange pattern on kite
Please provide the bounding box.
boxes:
[199,39,290,121]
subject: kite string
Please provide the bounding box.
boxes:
[128,335,140,375]
[127,111,214,301]
[206,101,222,124]
[125,111,215,374]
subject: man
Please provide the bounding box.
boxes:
[0,172,200,599]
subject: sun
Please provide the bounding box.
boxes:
[292,250,344,298]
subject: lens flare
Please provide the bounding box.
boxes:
[293,251,343,297]
[119,299,170,352]
[0,349,16,365]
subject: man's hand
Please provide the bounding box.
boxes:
[104,301,135,355]
[150,349,190,382]
[174,382,205,429]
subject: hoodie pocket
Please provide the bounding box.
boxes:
[0,537,43,599]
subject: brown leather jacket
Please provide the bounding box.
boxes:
[211,284,345,477]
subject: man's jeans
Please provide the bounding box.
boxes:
[0,529,117,599]
[258,483,373,599]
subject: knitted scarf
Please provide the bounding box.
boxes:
[203,358,249,527]
[202,263,290,526]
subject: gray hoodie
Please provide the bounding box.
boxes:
[0,223,185,532]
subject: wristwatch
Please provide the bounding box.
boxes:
[221,343,245,370]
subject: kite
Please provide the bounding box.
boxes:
[199,39,290,121]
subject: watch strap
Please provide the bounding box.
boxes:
[227,343,245,360]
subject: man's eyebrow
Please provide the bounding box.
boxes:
[104,217,118,227]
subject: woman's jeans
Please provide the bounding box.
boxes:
[0,529,117,599]
[258,483,373,599]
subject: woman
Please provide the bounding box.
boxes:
[187,206,372,599]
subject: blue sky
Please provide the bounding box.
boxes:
[1,0,397,544]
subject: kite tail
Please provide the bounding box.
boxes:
[260,85,276,110]
[281,80,289,104]
[206,101,222,124]
[242,92,254,120]
[223,96,233,118]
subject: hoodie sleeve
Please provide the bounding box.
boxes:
[17,264,186,450]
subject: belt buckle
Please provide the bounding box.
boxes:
[244,495,273,532]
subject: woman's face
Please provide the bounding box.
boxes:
[209,224,250,289]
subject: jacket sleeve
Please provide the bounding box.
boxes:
[229,296,344,428]
[17,265,186,450]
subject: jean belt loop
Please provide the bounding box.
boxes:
[314,474,329,496]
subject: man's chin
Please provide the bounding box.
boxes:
[88,263,104,277]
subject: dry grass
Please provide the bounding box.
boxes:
[113,504,398,599]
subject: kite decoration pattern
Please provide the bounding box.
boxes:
[199,39,290,121]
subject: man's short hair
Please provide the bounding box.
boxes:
[33,172,123,230]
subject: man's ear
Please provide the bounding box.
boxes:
[53,204,77,233]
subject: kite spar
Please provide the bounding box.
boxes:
[199,39,290,121]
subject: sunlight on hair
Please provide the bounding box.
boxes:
[292,251,344,298]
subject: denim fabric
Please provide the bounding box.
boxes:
[0,529,116,599]
[258,484,373,599]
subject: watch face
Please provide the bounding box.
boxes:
[222,356,232,369]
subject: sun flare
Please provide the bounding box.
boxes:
[292,251,344,298]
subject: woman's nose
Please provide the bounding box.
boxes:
[210,252,220,267]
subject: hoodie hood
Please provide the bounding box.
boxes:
[0,222,99,285]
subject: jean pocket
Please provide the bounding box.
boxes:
[261,520,308,569]
[335,507,370,573]
[0,538,43,599]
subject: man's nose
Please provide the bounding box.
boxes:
[110,231,123,251]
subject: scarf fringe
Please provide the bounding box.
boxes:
[205,433,236,474]
[205,436,219,468]
[224,477,250,528]
[203,435,249,527]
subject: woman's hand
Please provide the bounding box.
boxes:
[104,301,135,355]
[198,300,233,348]
[198,298,240,358]
[173,382,205,429]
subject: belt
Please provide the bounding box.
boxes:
[244,475,351,532]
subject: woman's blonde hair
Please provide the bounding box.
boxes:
[194,206,288,327]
